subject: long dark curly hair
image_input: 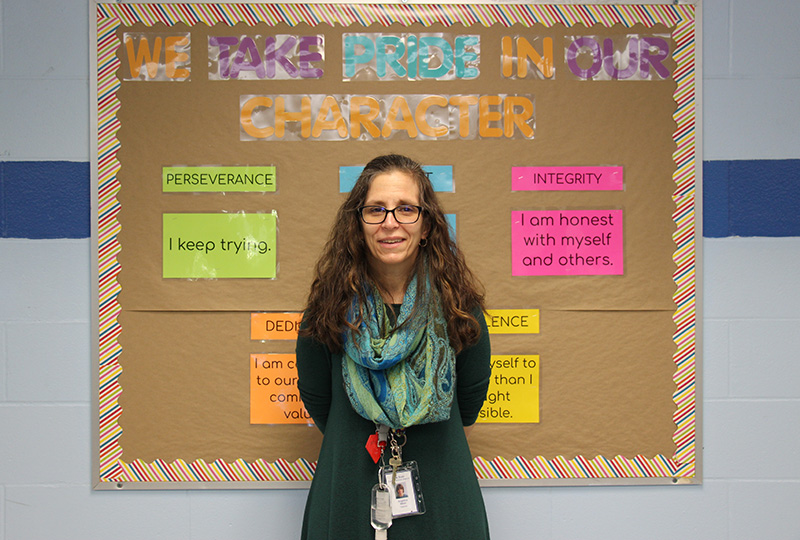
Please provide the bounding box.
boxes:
[300,154,486,353]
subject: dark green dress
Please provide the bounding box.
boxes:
[296,310,492,540]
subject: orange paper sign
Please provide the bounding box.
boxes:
[251,312,303,340]
[250,354,312,424]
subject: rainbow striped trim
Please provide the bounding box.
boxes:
[96,2,694,28]
[474,453,681,480]
[113,457,317,482]
[96,3,697,484]
[670,15,697,479]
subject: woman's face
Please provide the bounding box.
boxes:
[361,170,427,278]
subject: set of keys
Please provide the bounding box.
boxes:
[370,425,405,539]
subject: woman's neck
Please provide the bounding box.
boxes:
[371,267,411,304]
[378,276,407,304]
[368,255,419,304]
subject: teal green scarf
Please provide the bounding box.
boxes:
[342,273,455,430]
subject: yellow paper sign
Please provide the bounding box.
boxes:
[484,309,540,334]
[251,312,303,340]
[477,355,539,423]
[250,354,312,424]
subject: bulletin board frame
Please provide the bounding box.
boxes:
[91,0,703,489]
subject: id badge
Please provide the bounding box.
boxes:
[380,460,426,518]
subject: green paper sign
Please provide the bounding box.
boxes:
[163,213,277,278]
[162,166,276,192]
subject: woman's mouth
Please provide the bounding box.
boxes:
[379,238,405,245]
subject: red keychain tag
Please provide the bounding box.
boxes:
[365,433,385,463]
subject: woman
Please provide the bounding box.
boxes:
[296,154,491,539]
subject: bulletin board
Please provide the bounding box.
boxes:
[91,1,701,488]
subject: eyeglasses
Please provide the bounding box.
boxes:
[358,205,423,224]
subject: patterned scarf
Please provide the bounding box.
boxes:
[342,273,455,430]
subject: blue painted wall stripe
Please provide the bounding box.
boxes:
[2,160,798,239]
[1,161,90,239]
[702,160,731,238]
[702,159,800,237]
[728,160,800,237]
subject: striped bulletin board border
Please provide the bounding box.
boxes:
[97,2,695,27]
[96,2,697,485]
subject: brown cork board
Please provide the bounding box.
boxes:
[93,3,699,487]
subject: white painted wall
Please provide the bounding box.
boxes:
[2,0,799,538]
[703,0,800,160]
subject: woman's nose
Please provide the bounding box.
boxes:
[381,210,400,228]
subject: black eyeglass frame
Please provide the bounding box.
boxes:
[357,205,424,224]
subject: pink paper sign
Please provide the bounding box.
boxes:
[511,210,624,276]
[512,166,623,191]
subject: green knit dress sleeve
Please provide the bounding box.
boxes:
[296,329,333,434]
[457,309,492,426]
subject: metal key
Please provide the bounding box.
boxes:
[388,455,402,486]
